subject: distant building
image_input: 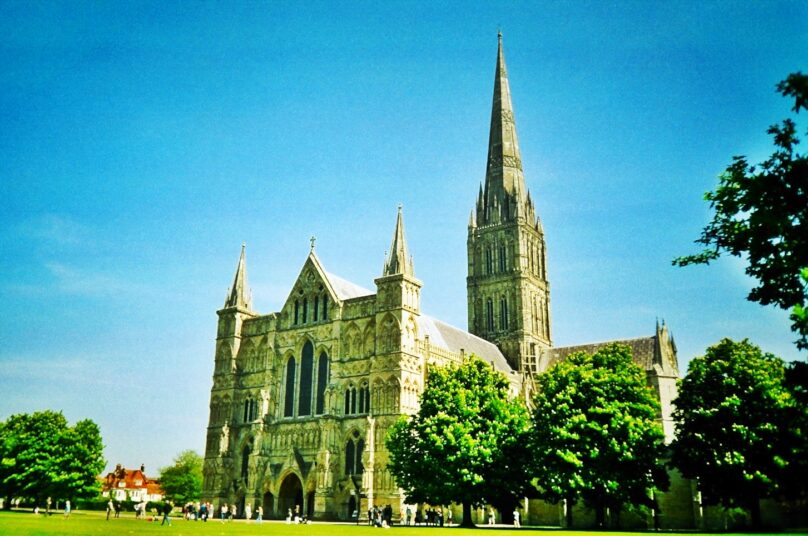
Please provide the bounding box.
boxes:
[101,464,163,503]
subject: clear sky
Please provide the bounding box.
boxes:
[1,1,806,475]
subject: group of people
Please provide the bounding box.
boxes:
[487,506,522,528]
[218,502,265,522]
[368,504,394,527]
[286,505,309,524]
[405,506,452,527]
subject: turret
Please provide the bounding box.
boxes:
[216,244,257,373]
[375,206,421,312]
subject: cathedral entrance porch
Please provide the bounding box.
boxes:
[263,492,275,519]
[278,473,304,519]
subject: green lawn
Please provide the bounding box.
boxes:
[0,510,795,536]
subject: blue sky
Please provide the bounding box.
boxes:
[1,1,806,474]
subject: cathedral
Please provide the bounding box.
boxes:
[202,35,682,524]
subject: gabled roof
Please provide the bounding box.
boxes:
[324,270,373,300]
[548,337,656,370]
[102,467,153,492]
[418,315,515,376]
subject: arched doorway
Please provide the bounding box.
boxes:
[348,495,357,520]
[263,492,275,519]
[306,491,315,517]
[278,473,303,519]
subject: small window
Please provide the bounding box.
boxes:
[499,297,509,330]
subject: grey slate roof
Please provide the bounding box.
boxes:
[418,315,515,376]
[324,271,374,300]
[321,269,514,376]
[548,336,657,371]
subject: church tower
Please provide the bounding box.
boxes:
[467,34,551,372]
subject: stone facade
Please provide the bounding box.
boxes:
[202,213,517,520]
[202,35,686,525]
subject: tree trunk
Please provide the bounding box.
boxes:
[749,497,761,530]
[460,502,475,528]
[595,504,605,528]
[565,497,573,528]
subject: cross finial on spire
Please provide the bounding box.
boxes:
[310,235,316,251]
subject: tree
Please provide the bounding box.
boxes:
[386,356,531,527]
[158,450,203,504]
[674,72,808,350]
[780,361,808,503]
[528,344,669,528]
[670,339,799,527]
[0,410,105,507]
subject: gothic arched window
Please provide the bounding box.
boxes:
[358,382,370,413]
[345,439,355,475]
[486,298,494,332]
[344,386,358,415]
[315,351,329,414]
[499,296,509,330]
[356,438,365,474]
[345,432,364,475]
[302,298,308,324]
[294,300,300,325]
[485,247,493,275]
[322,295,329,320]
[313,296,319,322]
[283,358,296,417]
[241,444,251,479]
[298,341,314,416]
[499,244,507,272]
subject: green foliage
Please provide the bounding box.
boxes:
[528,344,669,526]
[674,72,808,350]
[386,357,530,523]
[670,339,801,525]
[0,410,105,506]
[158,450,202,504]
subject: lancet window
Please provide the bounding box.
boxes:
[499,296,509,330]
[298,341,314,416]
[283,357,296,417]
[315,351,329,414]
[241,444,251,479]
[345,431,365,475]
[242,397,258,422]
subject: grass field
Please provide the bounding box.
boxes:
[0,510,797,536]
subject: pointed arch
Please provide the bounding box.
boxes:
[298,340,314,416]
[283,355,296,417]
[343,323,360,357]
[315,350,329,415]
[379,313,400,353]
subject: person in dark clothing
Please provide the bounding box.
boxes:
[161,501,173,526]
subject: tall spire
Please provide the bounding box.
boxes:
[383,205,414,277]
[483,32,527,219]
[224,243,252,309]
